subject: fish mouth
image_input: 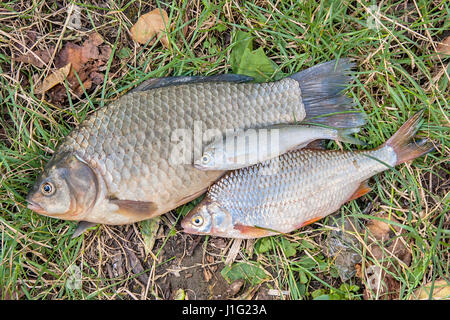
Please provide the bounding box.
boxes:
[27,200,45,214]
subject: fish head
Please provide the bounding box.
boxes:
[194,146,226,170]
[27,152,98,220]
[181,198,233,236]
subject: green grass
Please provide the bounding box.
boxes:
[0,0,449,300]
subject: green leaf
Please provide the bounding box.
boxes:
[236,47,276,82]
[214,23,227,32]
[221,262,269,285]
[117,47,132,59]
[230,31,254,73]
[311,289,327,299]
[313,294,331,300]
[298,270,308,284]
[229,31,277,82]
[255,237,272,254]
[297,256,317,269]
[139,217,160,256]
[280,238,297,258]
[173,288,186,300]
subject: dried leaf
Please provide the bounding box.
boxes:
[203,268,212,282]
[366,215,411,265]
[56,33,104,71]
[15,47,54,68]
[362,215,412,300]
[35,63,71,94]
[67,4,82,30]
[363,264,399,300]
[48,33,112,102]
[436,36,450,56]
[412,279,450,300]
[125,247,149,285]
[130,8,170,47]
[227,279,245,296]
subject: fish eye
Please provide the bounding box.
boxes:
[192,215,204,227]
[41,182,55,196]
[201,154,210,164]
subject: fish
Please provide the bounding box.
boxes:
[26,59,365,225]
[181,110,434,239]
[194,125,366,170]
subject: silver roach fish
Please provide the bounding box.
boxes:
[182,110,434,239]
[26,59,365,228]
[194,124,365,170]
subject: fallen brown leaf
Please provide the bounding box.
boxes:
[362,214,412,300]
[436,36,450,56]
[48,33,112,102]
[125,247,149,285]
[15,46,55,68]
[130,8,170,47]
[203,267,212,282]
[411,279,450,300]
[366,215,411,265]
[55,33,105,71]
[227,279,244,297]
[35,63,71,94]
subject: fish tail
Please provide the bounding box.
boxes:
[336,128,367,146]
[290,59,366,128]
[383,109,435,165]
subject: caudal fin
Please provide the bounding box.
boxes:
[290,59,366,128]
[384,109,435,165]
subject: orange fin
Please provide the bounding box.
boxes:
[383,109,435,165]
[346,180,371,202]
[298,216,323,228]
[233,224,275,238]
[112,199,158,218]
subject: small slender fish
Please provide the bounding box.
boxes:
[182,110,434,239]
[194,125,365,170]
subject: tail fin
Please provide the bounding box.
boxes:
[383,109,435,165]
[336,128,367,146]
[290,59,366,128]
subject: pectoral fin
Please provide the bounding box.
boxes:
[346,180,371,202]
[298,216,323,228]
[233,224,282,238]
[111,199,158,219]
[72,221,98,238]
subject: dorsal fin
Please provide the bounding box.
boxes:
[130,74,254,93]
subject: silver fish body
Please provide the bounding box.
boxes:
[194,125,364,170]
